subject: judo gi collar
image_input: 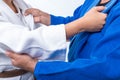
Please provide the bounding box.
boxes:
[68,0,117,62]
[86,0,117,13]
[85,0,99,13]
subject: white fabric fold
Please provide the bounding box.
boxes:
[0,0,67,74]
[0,22,66,58]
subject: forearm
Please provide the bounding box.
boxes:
[65,6,107,40]
[33,59,105,80]
[50,6,82,25]
[50,15,75,25]
[65,17,85,40]
[25,59,37,72]
[0,22,66,58]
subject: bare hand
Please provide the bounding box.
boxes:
[65,6,107,39]
[6,51,37,72]
[81,6,107,32]
[25,8,50,26]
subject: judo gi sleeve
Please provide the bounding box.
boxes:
[0,21,66,58]
[34,13,120,80]
[50,6,82,25]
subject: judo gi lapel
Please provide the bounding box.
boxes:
[0,0,25,25]
[14,0,36,30]
[77,0,100,17]
[0,0,35,30]
[68,0,100,62]
[68,0,117,62]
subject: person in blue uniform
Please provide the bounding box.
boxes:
[6,0,120,80]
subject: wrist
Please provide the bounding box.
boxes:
[78,17,89,32]
[65,18,84,39]
[26,59,37,72]
[47,14,51,26]
[42,13,50,26]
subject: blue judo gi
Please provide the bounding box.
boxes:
[34,0,120,80]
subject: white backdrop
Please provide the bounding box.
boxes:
[24,0,85,17]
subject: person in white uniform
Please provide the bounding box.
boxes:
[0,0,107,80]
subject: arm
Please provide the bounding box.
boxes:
[25,5,82,26]
[24,6,107,41]
[31,11,120,80]
[0,5,106,52]
[50,6,82,25]
[0,6,106,58]
[0,22,66,58]
[36,16,120,80]
[7,15,120,80]
[6,6,113,79]
[0,14,66,57]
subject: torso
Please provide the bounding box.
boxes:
[0,0,29,72]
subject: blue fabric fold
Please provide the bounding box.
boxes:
[34,0,120,80]
[68,0,117,62]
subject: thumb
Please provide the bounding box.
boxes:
[24,9,32,16]
[94,6,105,12]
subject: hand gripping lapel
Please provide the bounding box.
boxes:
[68,0,117,62]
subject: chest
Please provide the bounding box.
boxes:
[0,1,27,27]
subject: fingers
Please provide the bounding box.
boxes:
[103,13,107,19]
[34,16,41,23]
[24,8,32,16]
[94,6,106,12]
[25,8,43,17]
[95,6,107,21]
[6,51,17,59]
[11,59,16,64]
[24,8,39,16]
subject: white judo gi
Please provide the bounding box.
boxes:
[0,0,66,80]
